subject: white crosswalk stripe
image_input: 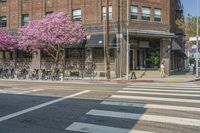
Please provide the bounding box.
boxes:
[86,109,200,127]
[123,88,200,93]
[66,122,155,133]
[101,101,200,112]
[65,83,200,133]
[118,90,200,97]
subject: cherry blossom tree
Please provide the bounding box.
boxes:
[0,28,16,51]
[18,12,86,71]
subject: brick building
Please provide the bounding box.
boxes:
[0,0,186,78]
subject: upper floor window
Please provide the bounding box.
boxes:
[154,8,162,22]
[0,0,7,3]
[72,9,81,21]
[102,6,112,21]
[142,7,151,21]
[0,16,7,27]
[22,14,29,26]
[130,6,138,21]
[45,11,53,16]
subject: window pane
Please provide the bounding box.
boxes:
[154,9,161,22]
[142,7,151,21]
[102,6,112,21]
[73,9,81,21]
[0,16,7,27]
[131,6,138,20]
[22,14,29,26]
[142,7,150,14]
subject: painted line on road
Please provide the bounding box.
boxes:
[0,90,90,122]
[127,86,200,90]
[111,95,200,103]
[87,109,200,127]
[18,89,44,94]
[101,101,200,112]
[123,88,200,93]
[118,90,200,97]
[65,122,155,133]
[0,89,43,95]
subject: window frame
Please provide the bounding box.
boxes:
[130,5,138,21]
[102,6,112,21]
[21,14,29,26]
[154,8,162,22]
[0,16,7,27]
[72,9,82,21]
[141,7,151,21]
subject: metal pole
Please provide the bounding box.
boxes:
[196,0,199,77]
[105,0,111,79]
[126,0,129,80]
[103,20,106,79]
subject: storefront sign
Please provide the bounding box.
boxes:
[139,41,149,48]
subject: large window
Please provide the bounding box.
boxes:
[0,0,6,3]
[142,7,151,21]
[21,14,29,26]
[102,6,112,21]
[0,16,7,27]
[154,8,162,22]
[72,9,81,21]
[130,6,138,21]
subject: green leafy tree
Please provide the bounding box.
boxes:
[176,16,200,40]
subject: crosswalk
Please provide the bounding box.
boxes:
[65,83,200,133]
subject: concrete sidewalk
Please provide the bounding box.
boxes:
[0,72,199,84]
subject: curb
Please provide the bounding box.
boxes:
[0,78,199,85]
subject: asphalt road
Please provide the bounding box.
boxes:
[0,81,200,133]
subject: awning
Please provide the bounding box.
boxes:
[85,34,116,48]
[172,40,187,58]
[172,40,182,51]
[62,40,86,48]
[128,30,176,38]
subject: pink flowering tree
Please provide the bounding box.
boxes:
[18,12,86,71]
[0,28,16,52]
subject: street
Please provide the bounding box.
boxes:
[0,81,200,133]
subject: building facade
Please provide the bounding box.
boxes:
[0,0,185,78]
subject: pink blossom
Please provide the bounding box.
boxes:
[18,12,86,52]
[0,28,16,51]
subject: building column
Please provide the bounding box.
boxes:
[160,39,171,76]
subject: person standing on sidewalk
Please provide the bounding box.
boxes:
[160,61,166,77]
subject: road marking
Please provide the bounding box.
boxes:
[87,109,200,127]
[65,122,155,133]
[0,89,43,94]
[101,101,200,112]
[128,84,200,89]
[18,89,44,94]
[123,88,200,93]
[127,86,200,90]
[118,90,200,97]
[0,90,90,122]
[111,95,200,103]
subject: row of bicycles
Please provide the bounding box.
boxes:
[0,67,62,81]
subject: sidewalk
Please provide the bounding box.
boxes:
[0,72,199,85]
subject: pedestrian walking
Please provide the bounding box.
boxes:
[160,61,166,77]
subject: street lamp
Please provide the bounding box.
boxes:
[126,0,130,80]
[196,0,199,77]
